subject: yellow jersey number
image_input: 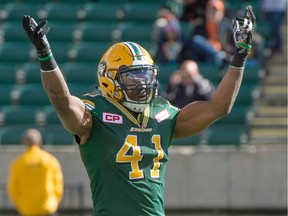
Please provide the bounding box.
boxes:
[116,134,164,180]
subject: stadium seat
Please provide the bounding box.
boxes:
[0,126,46,145]
[214,105,255,125]
[76,22,118,42]
[47,22,77,42]
[255,22,272,48]
[96,0,131,3]
[243,64,264,83]
[1,3,43,22]
[171,134,201,146]
[11,84,50,106]
[0,64,17,84]
[42,105,61,125]
[122,2,162,23]
[0,105,40,126]
[71,42,112,63]
[48,42,73,63]
[16,63,41,84]
[43,3,84,22]
[0,43,32,63]
[0,84,13,106]
[156,63,178,91]
[83,3,124,22]
[221,63,264,84]
[0,22,27,42]
[61,62,98,84]
[45,125,75,145]
[205,126,249,145]
[68,83,96,97]
[118,22,154,43]
[235,83,260,106]
[198,63,222,84]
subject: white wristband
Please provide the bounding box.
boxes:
[41,65,59,73]
[229,65,245,70]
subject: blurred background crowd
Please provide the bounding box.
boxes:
[0,0,286,215]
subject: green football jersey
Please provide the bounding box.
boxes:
[79,91,179,216]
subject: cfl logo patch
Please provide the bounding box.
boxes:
[102,112,123,124]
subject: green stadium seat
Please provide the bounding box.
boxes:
[0,105,40,126]
[61,62,98,84]
[118,22,154,42]
[71,42,112,63]
[156,63,178,91]
[0,22,27,42]
[2,3,43,22]
[11,84,50,106]
[76,22,118,42]
[45,125,75,145]
[0,126,27,145]
[122,2,162,23]
[48,42,72,63]
[42,105,61,125]
[83,3,124,22]
[0,85,13,106]
[0,64,17,84]
[47,22,77,42]
[96,0,131,3]
[243,64,264,83]
[214,105,255,125]
[16,63,41,84]
[171,134,201,146]
[43,3,83,22]
[0,126,46,145]
[255,22,272,48]
[68,83,96,97]
[0,43,32,63]
[235,83,260,106]
[205,126,249,145]
[221,63,264,84]
[198,63,221,84]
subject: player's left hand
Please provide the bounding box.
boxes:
[23,15,51,58]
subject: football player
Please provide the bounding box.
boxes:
[22,7,254,215]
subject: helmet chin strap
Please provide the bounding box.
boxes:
[122,101,149,113]
[121,90,150,113]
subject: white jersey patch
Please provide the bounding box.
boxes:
[155,109,170,123]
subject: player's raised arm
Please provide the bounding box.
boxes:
[22,15,92,142]
[174,7,255,138]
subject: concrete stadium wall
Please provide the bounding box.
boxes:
[0,144,286,210]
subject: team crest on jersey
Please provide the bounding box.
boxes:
[155,109,170,123]
[102,112,123,124]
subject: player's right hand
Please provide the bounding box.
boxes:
[232,17,253,54]
[232,6,256,55]
[23,15,51,57]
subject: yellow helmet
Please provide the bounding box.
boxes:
[97,42,158,113]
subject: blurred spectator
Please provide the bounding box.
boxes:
[7,128,63,216]
[261,0,287,55]
[152,7,183,64]
[162,60,215,108]
[180,0,233,68]
[180,0,209,24]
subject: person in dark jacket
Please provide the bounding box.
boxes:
[163,60,215,108]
